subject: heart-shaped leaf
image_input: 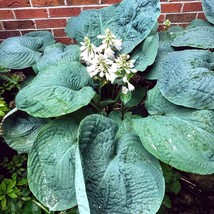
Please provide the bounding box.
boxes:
[24,31,55,51]
[78,114,164,214]
[66,0,160,53]
[0,36,42,69]
[131,33,159,72]
[158,50,214,109]
[16,62,95,118]
[28,118,78,211]
[133,86,214,174]
[2,110,49,153]
[37,43,80,72]
[171,26,214,49]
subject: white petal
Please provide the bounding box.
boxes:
[127,82,135,91]
[122,86,129,94]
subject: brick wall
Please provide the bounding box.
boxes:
[0,0,205,44]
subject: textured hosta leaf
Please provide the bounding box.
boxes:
[131,33,159,72]
[2,110,49,153]
[133,86,214,174]
[158,50,214,109]
[28,118,78,211]
[79,114,164,214]
[144,28,179,80]
[108,111,139,138]
[202,0,214,24]
[65,6,117,47]
[66,0,160,53]
[16,62,95,118]
[172,26,214,49]
[24,31,55,51]
[0,36,42,69]
[37,43,80,72]
[187,19,213,28]
[110,0,160,53]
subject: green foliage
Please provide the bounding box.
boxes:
[0,0,214,213]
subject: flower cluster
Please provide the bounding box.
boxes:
[80,29,137,94]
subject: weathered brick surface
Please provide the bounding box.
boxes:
[183,2,202,12]
[166,13,197,23]
[0,10,14,19]
[67,0,99,5]
[36,19,67,28]
[161,3,182,13]
[101,0,121,3]
[15,9,48,19]
[55,37,73,44]
[49,8,81,17]
[31,0,64,6]
[0,31,21,39]
[3,20,35,30]
[53,29,67,37]
[0,0,30,8]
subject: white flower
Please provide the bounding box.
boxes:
[97,28,122,51]
[127,82,135,91]
[103,47,115,59]
[80,37,98,64]
[122,86,129,94]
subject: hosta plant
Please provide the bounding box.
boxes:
[0,0,214,213]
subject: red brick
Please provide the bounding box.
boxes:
[67,0,99,5]
[0,10,14,19]
[0,31,21,40]
[53,29,67,37]
[83,6,105,10]
[55,37,73,44]
[21,30,38,35]
[183,2,202,12]
[31,0,64,6]
[0,0,30,8]
[49,8,81,17]
[36,19,67,28]
[197,12,206,20]
[161,3,182,13]
[101,0,121,3]
[0,22,4,30]
[158,14,166,23]
[3,20,35,30]
[166,13,197,23]
[14,9,48,19]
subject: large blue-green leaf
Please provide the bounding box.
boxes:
[133,86,214,174]
[28,118,78,211]
[37,43,80,72]
[144,27,180,80]
[158,50,214,109]
[16,62,95,118]
[65,6,117,47]
[131,33,159,72]
[24,31,55,51]
[187,19,213,28]
[66,0,160,53]
[202,0,214,24]
[2,110,49,154]
[171,26,214,49]
[0,36,42,69]
[79,114,164,214]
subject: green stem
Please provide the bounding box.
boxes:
[32,200,51,214]
[90,101,101,112]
